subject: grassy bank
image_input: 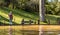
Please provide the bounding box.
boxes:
[40,14,60,25]
[0,7,39,24]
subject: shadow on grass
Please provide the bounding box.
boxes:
[45,15,60,25]
[0,22,4,25]
[46,15,57,21]
[0,15,9,25]
[0,7,39,20]
[0,15,17,25]
[0,15,9,22]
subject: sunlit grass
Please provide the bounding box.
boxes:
[40,14,60,24]
[0,7,39,24]
[40,22,47,24]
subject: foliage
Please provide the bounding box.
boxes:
[0,7,39,24]
[45,0,60,15]
[0,0,39,12]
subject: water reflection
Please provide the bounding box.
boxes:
[40,31,60,35]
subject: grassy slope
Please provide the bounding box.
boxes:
[1,7,60,25]
[0,7,39,24]
[40,14,60,24]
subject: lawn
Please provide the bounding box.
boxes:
[40,14,60,25]
[0,25,39,35]
[0,7,39,24]
[1,7,60,25]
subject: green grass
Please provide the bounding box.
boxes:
[1,7,60,25]
[0,7,39,24]
[40,14,60,25]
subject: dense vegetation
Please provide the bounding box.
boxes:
[0,0,39,24]
[0,0,39,12]
[40,0,60,24]
[45,0,60,15]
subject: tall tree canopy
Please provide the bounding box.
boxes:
[0,0,39,12]
[45,0,60,15]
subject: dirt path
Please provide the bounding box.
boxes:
[0,25,39,31]
[40,25,60,31]
[1,25,60,31]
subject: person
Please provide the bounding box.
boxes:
[8,11,13,25]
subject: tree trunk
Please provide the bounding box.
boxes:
[39,0,45,22]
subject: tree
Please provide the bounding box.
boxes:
[4,0,11,7]
[40,0,46,22]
